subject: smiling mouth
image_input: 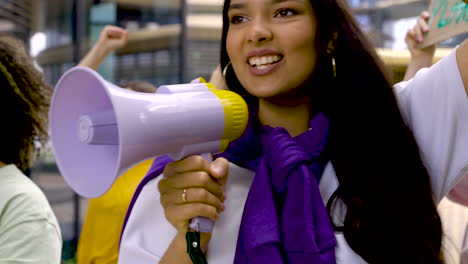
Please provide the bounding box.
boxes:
[248,55,283,70]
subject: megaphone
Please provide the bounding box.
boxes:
[50,66,248,201]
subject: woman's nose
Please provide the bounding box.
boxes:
[247,21,273,44]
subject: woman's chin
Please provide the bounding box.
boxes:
[241,82,283,98]
[246,90,280,100]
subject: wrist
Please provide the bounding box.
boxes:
[93,40,113,57]
[409,55,433,68]
[160,233,195,264]
[199,232,211,253]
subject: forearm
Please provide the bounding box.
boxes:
[78,42,111,70]
[456,39,468,96]
[160,233,195,264]
[403,55,433,81]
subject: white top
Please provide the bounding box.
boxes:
[0,165,62,263]
[119,48,468,263]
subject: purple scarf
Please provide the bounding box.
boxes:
[216,112,336,263]
[121,113,337,263]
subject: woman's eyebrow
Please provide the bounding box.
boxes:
[272,0,304,3]
[229,0,303,11]
[229,2,246,11]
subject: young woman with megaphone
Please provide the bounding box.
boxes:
[119,0,468,263]
[120,1,468,263]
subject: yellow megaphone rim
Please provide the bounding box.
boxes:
[211,89,249,153]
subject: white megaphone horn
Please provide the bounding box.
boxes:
[50,66,248,204]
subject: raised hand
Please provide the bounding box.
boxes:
[405,11,436,61]
[96,25,129,53]
[78,25,128,70]
[403,11,436,81]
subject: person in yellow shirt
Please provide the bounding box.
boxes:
[76,26,156,264]
[76,25,225,264]
[77,159,154,264]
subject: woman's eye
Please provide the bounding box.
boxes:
[275,8,297,18]
[230,15,247,24]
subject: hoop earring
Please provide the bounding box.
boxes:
[326,45,336,78]
[331,56,336,78]
[222,61,232,78]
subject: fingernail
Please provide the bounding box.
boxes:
[418,37,423,42]
[223,191,227,201]
[221,203,225,212]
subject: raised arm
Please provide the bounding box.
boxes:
[403,11,436,81]
[78,25,128,70]
[394,41,468,202]
[456,39,468,96]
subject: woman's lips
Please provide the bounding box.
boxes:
[248,57,283,76]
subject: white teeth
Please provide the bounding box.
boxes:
[248,55,281,67]
[257,65,268,70]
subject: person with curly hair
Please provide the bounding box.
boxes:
[0,35,62,263]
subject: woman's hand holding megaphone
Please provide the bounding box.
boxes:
[158,155,229,253]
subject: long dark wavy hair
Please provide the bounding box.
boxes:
[221,0,443,263]
[0,36,51,171]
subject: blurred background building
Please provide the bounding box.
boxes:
[0,0,466,263]
[0,0,31,42]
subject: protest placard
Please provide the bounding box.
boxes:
[421,0,468,47]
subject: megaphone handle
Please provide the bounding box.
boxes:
[189,153,214,233]
[189,217,214,233]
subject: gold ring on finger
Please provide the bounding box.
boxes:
[182,189,188,203]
